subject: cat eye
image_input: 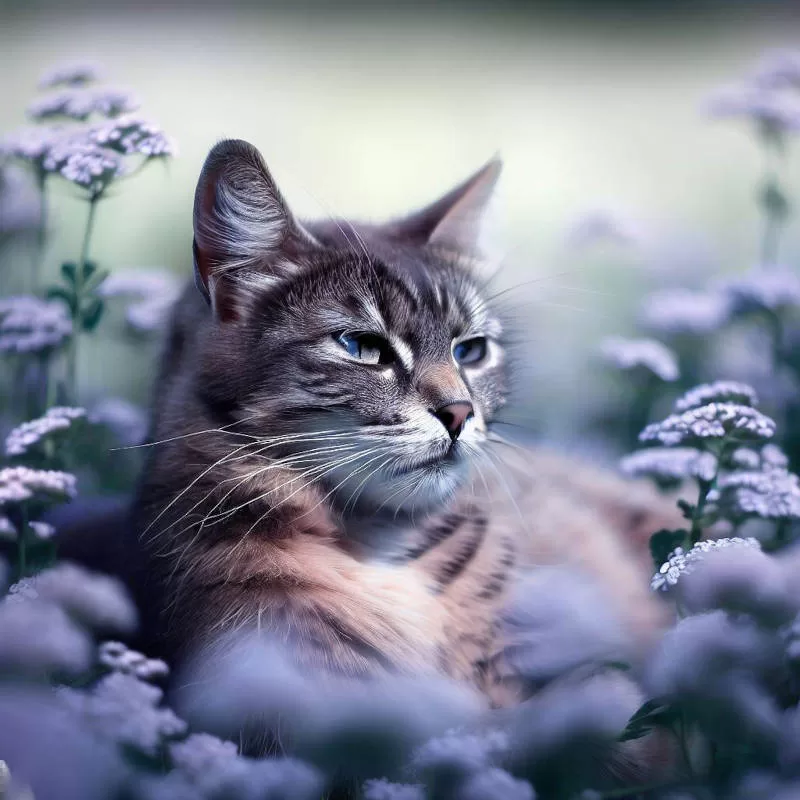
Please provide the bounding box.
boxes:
[453,337,488,366]
[335,332,395,365]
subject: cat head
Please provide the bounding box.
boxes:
[192,139,508,518]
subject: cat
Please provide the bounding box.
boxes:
[126,139,678,715]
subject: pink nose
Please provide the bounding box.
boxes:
[432,402,474,441]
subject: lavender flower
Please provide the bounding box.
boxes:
[0,296,72,353]
[38,60,103,89]
[363,779,425,800]
[99,269,182,332]
[459,769,536,800]
[651,537,762,592]
[639,288,732,335]
[706,84,800,135]
[620,447,718,485]
[29,520,56,539]
[99,641,169,680]
[0,595,92,677]
[60,672,187,756]
[752,50,800,89]
[26,564,137,634]
[763,444,790,469]
[28,87,140,122]
[0,164,42,234]
[0,514,17,541]
[599,337,679,381]
[713,468,800,520]
[0,124,65,163]
[564,209,642,248]
[5,406,86,456]
[42,133,126,194]
[721,267,800,315]
[89,397,148,446]
[0,466,77,505]
[730,447,763,470]
[169,733,238,775]
[675,381,759,413]
[90,115,176,158]
[639,403,776,447]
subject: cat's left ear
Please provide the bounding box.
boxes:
[384,158,503,257]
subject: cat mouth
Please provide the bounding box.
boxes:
[402,445,460,474]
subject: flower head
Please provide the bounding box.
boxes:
[620,446,718,485]
[0,466,77,506]
[564,209,642,249]
[0,296,72,354]
[713,468,800,520]
[639,402,776,447]
[0,125,66,163]
[89,115,176,158]
[99,641,168,680]
[0,514,17,542]
[639,288,732,335]
[706,83,800,135]
[675,381,759,413]
[28,520,56,540]
[599,336,679,381]
[721,267,800,315]
[28,86,139,122]
[752,49,800,90]
[5,406,86,457]
[99,268,182,332]
[38,60,103,89]
[650,537,762,592]
[42,132,126,194]
[0,164,42,234]
[363,779,425,800]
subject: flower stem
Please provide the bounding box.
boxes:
[33,171,48,294]
[65,194,100,403]
[759,135,789,266]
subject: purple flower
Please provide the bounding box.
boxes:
[99,269,182,332]
[564,209,642,249]
[89,115,177,158]
[599,337,679,382]
[620,447,718,485]
[706,84,800,135]
[752,50,800,90]
[639,288,732,335]
[38,60,104,89]
[459,768,536,800]
[675,380,759,413]
[713,468,800,521]
[28,87,140,122]
[99,641,168,680]
[5,406,86,457]
[0,466,77,506]
[721,266,800,315]
[0,165,42,234]
[363,779,425,800]
[0,296,72,354]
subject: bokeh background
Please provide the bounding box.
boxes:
[2,0,800,458]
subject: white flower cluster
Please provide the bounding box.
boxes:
[90,115,176,158]
[0,466,77,505]
[713,467,800,520]
[0,295,72,353]
[0,514,17,541]
[651,537,762,591]
[38,60,103,90]
[0,164,42,234]
[639,288,733,335]
[707,84,800,134]
[620,446,718,484]
[99,268,183,332]
[639,401,776,447]
[0,125,65,161]
[89,397,148,446]
[564,209,642,248]
[5,406,86,457]
[28,87,140,122]
[675,380,759,413]
[752,49,800,90]
[99,641,168,681]
[599,336,679,382]
[720,266,800,315]
[42,132,126,194]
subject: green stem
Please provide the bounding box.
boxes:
[18,508,28,578]
[33,170,48,294]
[759,136,789,266]
[65,194,100,403]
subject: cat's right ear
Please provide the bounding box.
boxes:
[193,139,315,321]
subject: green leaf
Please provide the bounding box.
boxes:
[760,181,791,221]
[46,286,78,315]
[60,262,77,285]
[618,698,678,742]
[649,529,687,569]
[677,499,695,521]
[82,260,98,280]
[81,298,105,332]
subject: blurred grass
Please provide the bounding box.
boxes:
[1,2,799,444]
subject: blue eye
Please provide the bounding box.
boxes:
[335,332,395,365]
[453,337,488,365]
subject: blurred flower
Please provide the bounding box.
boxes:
[706,84,800,135]
[721,266,800,315]
[28,87,140,122]
[0,465,77,505]
[639,402,776,447]
[23,563,137,634]
[42,132,126,194]
[564,209,642,248]
[38,59,103,89]
[730,447,763,470]
[0,124,66,164]
[28,520,56,539]
[459,768,536,800]
[0,594,93,677]
[675,380,758,413]
[363,778,425,800]
[712,468,800,521]
[599,336,679,381]
[5,406,86,457]
[639,288,732,335]
[0,164,41,234]
[90,115,177,158]
[99,641,168,680]
[651,537,762,592]
[60,672,186,756]
[88,397,149,446]
[752,49,800,90]
[0,295,72,354]
[0,513,17,541]
[620,446,717,486]
[99,269,182,332]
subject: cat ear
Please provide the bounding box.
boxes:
[385,158,503,256]
[193,139,315,319]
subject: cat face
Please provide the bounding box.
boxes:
[192,140,507,516]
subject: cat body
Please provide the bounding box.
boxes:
[130,140,676,708]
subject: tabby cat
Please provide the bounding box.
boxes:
[130,139,676,713]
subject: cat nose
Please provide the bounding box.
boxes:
[432,401,474,442]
